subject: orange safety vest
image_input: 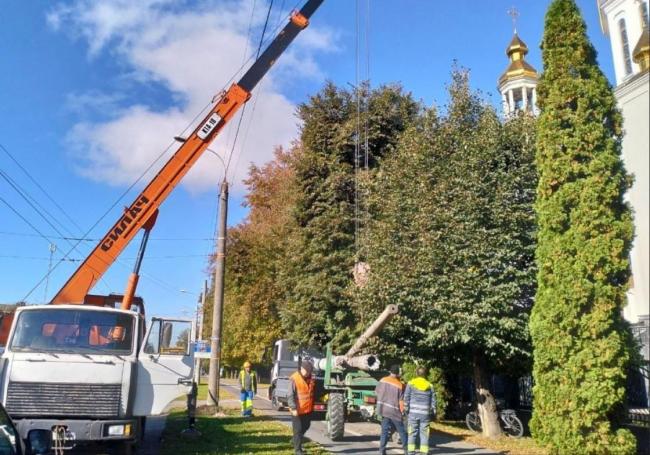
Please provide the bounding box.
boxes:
[290,371,315,415]
[379,375,405,413]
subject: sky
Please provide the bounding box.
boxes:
[0,0,615,320]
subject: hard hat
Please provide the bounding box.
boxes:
[243,361,252,368]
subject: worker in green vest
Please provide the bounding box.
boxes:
[239,361,258,417]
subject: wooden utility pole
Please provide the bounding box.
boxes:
[207,181,228,408]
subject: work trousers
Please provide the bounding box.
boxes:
[291,413,312,455]
[379,416,408,454]
[240,390,255,416]
[407,416,430,454]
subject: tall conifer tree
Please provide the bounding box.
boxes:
[529,0,635,452]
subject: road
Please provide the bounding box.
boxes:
[221,381,498,455]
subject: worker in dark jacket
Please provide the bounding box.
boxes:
[404,367,436,454]
[239,361,257,417]
[287,360,315,455]
[375,364,407,455]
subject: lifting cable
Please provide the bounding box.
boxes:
[354,0,360,259]
[354,0,371,262]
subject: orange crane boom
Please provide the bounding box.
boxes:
[51,0,324,305]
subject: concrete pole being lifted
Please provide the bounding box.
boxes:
[207,181,228,409]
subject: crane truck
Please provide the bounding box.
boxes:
[0,1,324,452]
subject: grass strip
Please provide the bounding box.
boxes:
[160,408,328,455]
[196,384,235,401]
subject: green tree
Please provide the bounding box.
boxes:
[280,82,419,349]
[361,71,537,437]
[529,1,636,453]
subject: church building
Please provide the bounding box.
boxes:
[498,32,539,116]
[598,0,649,404]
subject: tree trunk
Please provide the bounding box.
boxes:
[473,352,502,438]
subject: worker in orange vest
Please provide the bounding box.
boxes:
[287,360,315,455]
[375,364,408,455]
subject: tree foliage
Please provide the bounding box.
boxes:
[363,72,536,367]
[359,71,537,436]
[279,82,420,349]
[203,146,299,367]
[529,1,636,453]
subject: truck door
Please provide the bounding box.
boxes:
[134,318,194,416]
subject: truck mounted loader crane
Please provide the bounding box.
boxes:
[0,1,324,452]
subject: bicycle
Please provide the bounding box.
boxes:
[465,408,524,438]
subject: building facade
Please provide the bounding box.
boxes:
[599,0,650,405]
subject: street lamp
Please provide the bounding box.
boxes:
[173,137,226,182]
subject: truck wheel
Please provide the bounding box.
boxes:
[327,392,345,441]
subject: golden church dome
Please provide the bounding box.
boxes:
[633,27,650,72]
[499,34,538,85]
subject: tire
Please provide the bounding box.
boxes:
[465,411,482,433]
[502,413,524,438]
[327,392,346,441]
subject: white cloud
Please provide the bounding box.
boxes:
[48,0,337,194]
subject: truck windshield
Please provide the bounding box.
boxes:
[9,309,134,355]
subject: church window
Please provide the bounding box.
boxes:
[640,2,649,31]
[619,18,633,76]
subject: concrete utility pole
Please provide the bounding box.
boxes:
[193,280,208,385]
[200,279,207,339]
[207,181,228,408]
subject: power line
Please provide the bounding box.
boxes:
[20,24,274,301]
[229,3,296,186]
[0,168,79,239]
[1,167,112,289]
[1,143,84,234]
[0,196,59,250]
[225,0,276,179]
[1,148,115,298]
[226,0,284,181]
[14,1,310,301]
[0,230,213,242]
[0,254,211,261]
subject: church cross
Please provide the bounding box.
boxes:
[507,6,520,34]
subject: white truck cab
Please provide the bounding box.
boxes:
[0,304,194,451]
